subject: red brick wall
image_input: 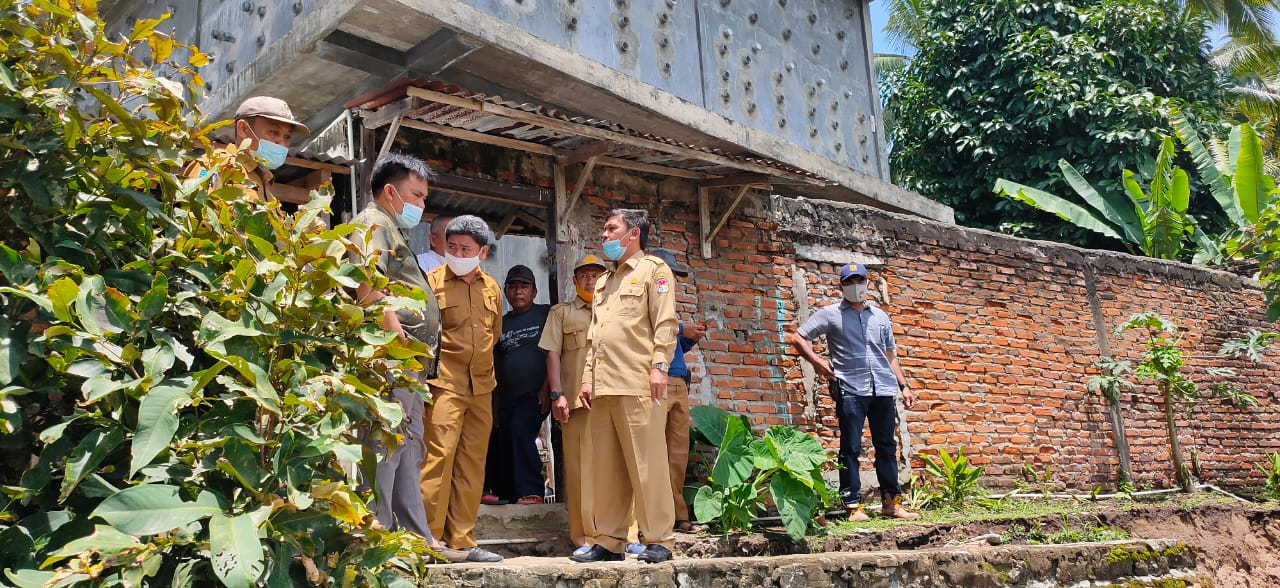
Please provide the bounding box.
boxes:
[408,136,1279,492]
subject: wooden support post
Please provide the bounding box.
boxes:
[562,156,597,220]
[706,184,756,247]
[699,185,711,258]
[378,116,402,159]
[554,163,568,243]
[494,212,518,239]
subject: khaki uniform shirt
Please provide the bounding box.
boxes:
[426,264,503,395]
[348,202,441,365]
[182,144,274,203]
[582,250,678,397]
[538,296,592,409]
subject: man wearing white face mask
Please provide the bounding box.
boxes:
[787,262,919,522]
[420,215,505,563]
[184,96,307,203]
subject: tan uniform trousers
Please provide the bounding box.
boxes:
[562,406,595,547]
[420,380,493,548]
[665,378,692,522]
[589,395,674,551]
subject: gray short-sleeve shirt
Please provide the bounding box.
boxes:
[797,301,898,396]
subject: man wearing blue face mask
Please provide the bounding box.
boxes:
[184,96,308,202]
[788,262,919,523]
[348,152,467,562]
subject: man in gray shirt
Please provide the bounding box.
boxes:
[788,262,919,521]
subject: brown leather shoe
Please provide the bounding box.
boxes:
[881,495,920,520]
[847,503,871,522]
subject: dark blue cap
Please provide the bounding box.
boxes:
[839,262,869,282]
[650,248,689,277]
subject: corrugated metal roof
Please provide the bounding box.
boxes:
[347,78,831,184]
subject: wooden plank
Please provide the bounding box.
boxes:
[699,185,711,259]
[515,210,547,231]
[494,212,518,239]
[707,184,755,246]
[272,183,313,205]
[406,86,828,187]
[361,97,418,129]
[378,116,402,159]
[701,173,770,188]
[430,172,552,208]
[398,118,560,157]
[558,141,610,166]
[553,163,568,243]
[562,157,596,219]
[593,156,707,180]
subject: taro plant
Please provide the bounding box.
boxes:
[689,405,834,540]
[1258,452,1280,501]
[918,447,985,510]
[0,3,432,586]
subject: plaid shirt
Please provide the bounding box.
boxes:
[797,301,899,397]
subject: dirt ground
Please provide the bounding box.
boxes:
[670,499,1280,587]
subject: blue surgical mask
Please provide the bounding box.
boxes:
[391,187,423,229]
[255,139,288,170]
[245,125,289,170]
[602,239,625,261]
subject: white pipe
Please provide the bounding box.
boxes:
[987,488,1181,501]
[1198,484,1253,504]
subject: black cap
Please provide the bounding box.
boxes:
[505,265,536,285]
[650,249,689,277]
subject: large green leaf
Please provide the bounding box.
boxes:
[209,513,265,588]
[60,426,124,501]
[692,485,724,524]
[91,484,220,536]
[1058,159,1143,244]
[1171,107,1243,227]
[41,524,140,568]
[1234,123,1269,223]
[764,426,827,478]
[689,404,731,447]
[129,378,193,477]
[993,179,1125,241]
[0,317,25,386]
[770,473,818,541]
[711,416,755,487]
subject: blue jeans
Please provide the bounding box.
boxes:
[835,390,902,504]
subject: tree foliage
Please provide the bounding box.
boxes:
[884,0,1228,244]
[0,2,433,585]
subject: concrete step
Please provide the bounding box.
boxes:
[474,503,571,557]
[423,539,1204,587]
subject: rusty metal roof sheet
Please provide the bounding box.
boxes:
[347,78,831,184]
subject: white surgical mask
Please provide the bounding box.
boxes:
[445,253,481,276]
[842,283,868,303]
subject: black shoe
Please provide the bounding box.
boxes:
[569,544,624,563]
[637,544,672,563]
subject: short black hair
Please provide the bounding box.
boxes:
[445,215,493,248]
[370,152,434,197]
[609,208,649,250]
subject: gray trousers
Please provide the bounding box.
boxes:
[372,387,436,542]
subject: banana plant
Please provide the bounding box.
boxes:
[993,137,1198,260]
[1170,108,1277,231]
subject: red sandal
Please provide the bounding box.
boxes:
[516,495,543,505]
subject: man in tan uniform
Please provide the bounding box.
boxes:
[348,152,466,562]
[184,96,306,202]
[420,215,505,563]
[571,209,679,564]
[539,254,607,554]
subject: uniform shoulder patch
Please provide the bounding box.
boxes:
[655,276,671,293]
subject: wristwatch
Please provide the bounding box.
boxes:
[652,362,668,372]
[549,390,564,402]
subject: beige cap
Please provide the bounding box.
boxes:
[233,96,309,136]
[574,254,607,272]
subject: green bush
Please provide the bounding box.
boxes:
[1258,452,1280,501]
[689,405,834,540]
[0,3,432,586]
